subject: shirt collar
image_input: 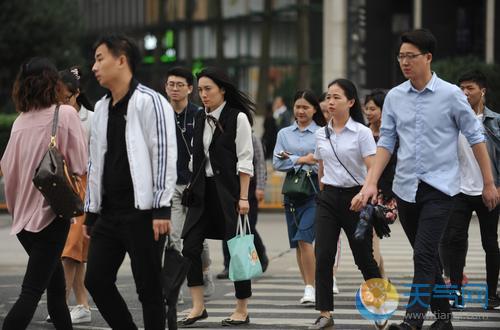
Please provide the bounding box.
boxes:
[106,78,139,106]
[205,101,226,120]
[406,72,438,93]
[327,117,358,134]
[293,120,318,133]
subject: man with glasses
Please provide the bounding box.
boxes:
[164,67,215,300]
[351,29,498,330]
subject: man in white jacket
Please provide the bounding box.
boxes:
[83,34,177,330]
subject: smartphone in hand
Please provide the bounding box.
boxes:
[275,150,293,159]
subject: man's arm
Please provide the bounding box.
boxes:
[351,147,392,211]
[471,142,499,210]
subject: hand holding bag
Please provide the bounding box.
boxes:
[32,105,84,219]
[227,214,263,281]
[281,165,317,200]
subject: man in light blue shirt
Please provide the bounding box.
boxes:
[352,29,499,330]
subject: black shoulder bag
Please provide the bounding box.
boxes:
[32,105,84,219]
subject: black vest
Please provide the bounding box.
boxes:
[192,105,241,200]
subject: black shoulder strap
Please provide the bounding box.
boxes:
[324,126,361,186]
[50,105,60,147]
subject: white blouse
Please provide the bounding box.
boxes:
[314,118,376,187]
[203,101,254,177]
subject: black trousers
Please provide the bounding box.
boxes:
[182,178,252,299]
[440,193,499,297]
[222,195,268,269]
[315,186,381,311]
[2,219,72,330]
[397,182,453,327]
[84,211,165,330]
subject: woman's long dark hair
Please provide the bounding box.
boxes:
[12,57,60,113]
[327,78,365,125]
[196,67,255,126]
[292,90,327,127]
[60,67,94,111]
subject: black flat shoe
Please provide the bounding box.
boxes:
[178,309,208,326]
[221,315,250,326]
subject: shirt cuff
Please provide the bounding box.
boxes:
[288,155,300,165]
[237,160,254,176]
[84,212,99,227]
[153,206,171,220]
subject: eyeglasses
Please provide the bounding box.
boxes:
[166,81,187,89]
[396,53,425,62]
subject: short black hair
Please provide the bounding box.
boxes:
[400,28,437,55]
[93,34,140,74]
[458,70,488,89]
[166,66,194,86]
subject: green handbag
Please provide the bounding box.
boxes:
[281,165,318,200]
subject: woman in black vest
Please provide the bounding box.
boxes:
[180,67,255,326]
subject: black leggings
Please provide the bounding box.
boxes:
[2,219,72,330]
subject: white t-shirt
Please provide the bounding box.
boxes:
[458,114,484,196]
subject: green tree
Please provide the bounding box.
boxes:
[0,0,84,112]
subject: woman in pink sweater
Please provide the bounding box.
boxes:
[0,57,88,330]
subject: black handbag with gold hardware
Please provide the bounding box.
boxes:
[281,165,317,201]
[32,105,84,219]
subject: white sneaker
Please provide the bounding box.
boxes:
[70,305,91,324]
[332,276,339,294]
[300,285,315,304]
[203,270,215,297]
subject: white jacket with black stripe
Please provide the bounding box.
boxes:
[84,83,177,218]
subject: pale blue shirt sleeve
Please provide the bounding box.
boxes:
[273,129,295,171]
[451,88,485,146]
[378,92,398,154]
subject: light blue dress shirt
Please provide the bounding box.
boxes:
[378,73,485,202]
[273,121,320,173]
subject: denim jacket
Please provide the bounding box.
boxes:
[483,107,500,187]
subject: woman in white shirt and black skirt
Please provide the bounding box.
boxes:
[180,67,254,327]
[310,79,382,329]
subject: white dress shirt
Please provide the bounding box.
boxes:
[203,101,254,177]
[314,118,376,187]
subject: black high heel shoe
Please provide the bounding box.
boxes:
[178,309,208,326]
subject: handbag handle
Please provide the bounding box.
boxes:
[49,105,61,147]
[235,214,251,237]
